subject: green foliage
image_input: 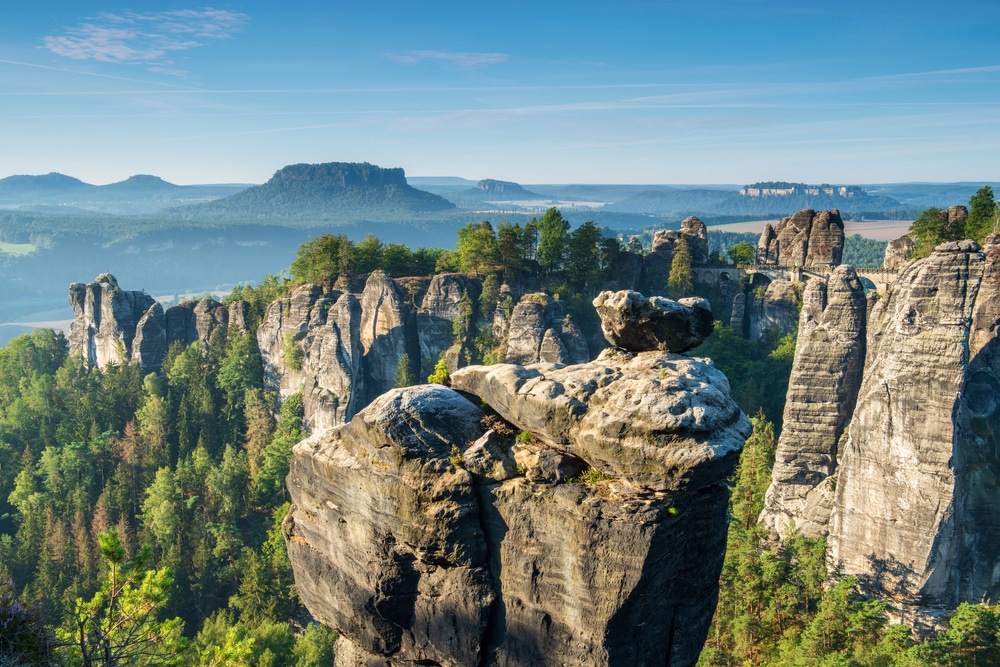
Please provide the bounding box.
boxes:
[842,234,888,268]
[727,241,756,266]
[456,221,501,275]
[427,356,450,385]
[669,236,694,298]
[966,186,998,243]
[565,221,603,290]
[289,233,352,284]
[0,578,58,667]
[253,393,303,505]
[225,274,290,332]
[536,207,570,273]
[394,352,417,388]
[59,528,186,666]
[695,323,795,426]
[281,333,302,372]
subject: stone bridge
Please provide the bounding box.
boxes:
[740,264,898,294]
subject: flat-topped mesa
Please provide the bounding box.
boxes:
[592,290,713,353]
[283,290,751,666]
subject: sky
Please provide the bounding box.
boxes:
[1,1,998,186]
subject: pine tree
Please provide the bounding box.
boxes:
[669,236,694,298]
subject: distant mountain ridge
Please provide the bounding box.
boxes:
[169,161,455,222]
[0,172,247,215]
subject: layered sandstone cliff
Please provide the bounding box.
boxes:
[829,240,1000,621]
[68,274,242,372]
[283,290,751,666]
[757,209,845,267]
[759,266,867,539]
[760,239,1000,623]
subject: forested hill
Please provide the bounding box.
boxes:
[166,162,455,222]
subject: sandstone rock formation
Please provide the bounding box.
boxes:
[592,290,712,353]
[638,218,708,295]
[359,270,416,404]
[729,292,747,331]
[681,215,709,266]
[257,284,365,431]
[68,275,246,373]
[415,273,480,379]
[827,240,1000,622]
[759,266,867,540]
[283,291,751,666]
[756,209,845,268]
[884,235,915,270]
[164,297,230,348]
[747,279,799,341]
[499,293,589,365]
[68,274,156,370]
[759,240,1000,624]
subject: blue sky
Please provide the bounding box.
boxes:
[1,1,998,185]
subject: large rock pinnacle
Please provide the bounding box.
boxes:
[283,291,750,666]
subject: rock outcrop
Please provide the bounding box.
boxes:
[283,291,751,666]
[164,297,230,348]
[257,284,365,431]
[359,270,418,404]
[638,218,708,295]
[884,235,915,270]
[68,274,156,370]
[747,279,799,341]
[68,275,246,373]
[499,293,589,365]
[592,290,712,353]
[827,240,1000,623]
[756,209,845,268]
[760,239,1000,624]
[759,266,867,540]
[415,273,480,379]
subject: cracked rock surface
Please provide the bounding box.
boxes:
[284,295,750,666]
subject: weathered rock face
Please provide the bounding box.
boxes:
[760,240,1000,623]
[360,270,418,404]
[759,266,867,540]
[638,220,709,296]
[501,293,589,365]
[729,292,747,331]
[131,303,167,372]
[757,209,845,268]
[826,240,1000,621]
[284,295,751,667]
[884,235,915,270]
[415,273,480,379]
[680,215,709,266]
[68,275,244,373]
[257,284,365,431]
[68,274,156,370]
[164,297,230,349]
[747,279,799,341]
[592,290,713,353]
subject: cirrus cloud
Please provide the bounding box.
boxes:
[387,50,509,68]
[43,8,249,65]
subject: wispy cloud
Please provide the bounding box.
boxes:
[386,50,509,67]
[43,8,249,66]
